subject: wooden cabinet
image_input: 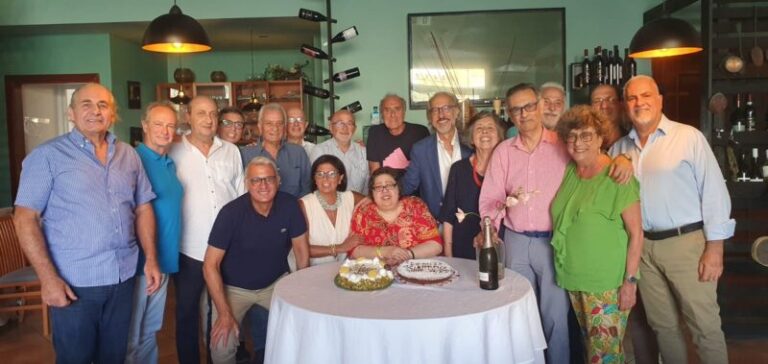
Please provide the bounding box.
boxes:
[231,80,303,112]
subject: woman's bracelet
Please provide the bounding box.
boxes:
[330,244,337,257]
[408,248,416,259]
[375,247,383,259]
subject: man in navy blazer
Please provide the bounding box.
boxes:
[402,91,472,218]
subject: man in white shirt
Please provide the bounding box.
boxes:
[401,91,471,218]
[169,96,245,364]
[310,109,369,194]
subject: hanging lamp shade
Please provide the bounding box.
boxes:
[142,4,211,53]
[629,17,702,59]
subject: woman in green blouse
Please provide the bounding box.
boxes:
[551,105,643,363]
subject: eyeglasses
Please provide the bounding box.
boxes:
[287,117,305,124]
[372,183,397,193]
[248,176,278,186]
[330,120,354,128]
[591,96,618,106]
[565,131,595,144]
[314,170,340,179]
[428,104,457,116]
[220,119,244,129]
[507,100,539,117]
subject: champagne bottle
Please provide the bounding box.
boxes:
[304,85,332,99]
[298,8,337,23]
[300,44,335,61]
[602,48,609,84]
[752,148,762,181]
[331,26,359,43]
[325,67,360,83]
[582,49,592,86]
[592,47,603,86]
[745,94,756,131]
[613,45,623,85]
[762,149,768,179]
[479,217,499,290]
[623,48,637,82]
[731,94,745,132]
[340,101,362,113]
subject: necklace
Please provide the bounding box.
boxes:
[315,190,342,211]
[471,155,484,188]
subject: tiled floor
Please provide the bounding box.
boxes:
[0,300,765,363]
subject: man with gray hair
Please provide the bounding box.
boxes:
[539,82,566,130]
[169,95,245,364]
[310,109,369,194]
[127,101,183,364]
[366,93,429,173]
[204,156,310,364]
[402,91,472,218]
[240,103,311,197]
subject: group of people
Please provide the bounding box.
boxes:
[12,74,733,364]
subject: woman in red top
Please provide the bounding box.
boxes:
[350,167,443,265]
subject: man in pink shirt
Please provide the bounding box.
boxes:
[479,83,571,363]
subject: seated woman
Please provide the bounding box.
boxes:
[288,155,365,271]
[550,105,643,363]
[350,167,442,265]
[440,111,505,259]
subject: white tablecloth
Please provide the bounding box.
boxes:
[265,257,546,364]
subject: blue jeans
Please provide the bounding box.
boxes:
[50,277,136,364]
[246,305,269,351]
[125,274,169,364]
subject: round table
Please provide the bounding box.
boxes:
[265,257,546,364]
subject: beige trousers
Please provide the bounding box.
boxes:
[638,230,728,364]
[209,280,278,364]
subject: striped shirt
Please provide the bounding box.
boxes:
[15,129,155,287]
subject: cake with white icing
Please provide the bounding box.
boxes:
[396,259,454,284]
[335,257,394,291]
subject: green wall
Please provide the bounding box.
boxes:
[109,34,168,140]
[0,33,112,206]
[0,0,660,207]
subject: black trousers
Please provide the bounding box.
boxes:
[173,254,209,364]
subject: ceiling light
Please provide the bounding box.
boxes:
[142,2,211,53]
[629,17,702,59]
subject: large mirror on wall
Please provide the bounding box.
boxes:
[407,8,565,109]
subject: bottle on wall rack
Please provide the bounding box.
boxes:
[341,101,362,113]
[752,148,762,181]
[300,44,335,61]
[731,93,746,132]
[623,48,637,81]
[326,67,360,83]
[304,85,332,99]
[592,47,603,86]
[331,26,359,43]
[762,149,768,179]
[601,48,609,84]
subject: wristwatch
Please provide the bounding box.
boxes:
[621,153,633,162]
[626,275,638,284]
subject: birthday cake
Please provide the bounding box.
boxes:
[335,257,394,291]
[396,259,455,284]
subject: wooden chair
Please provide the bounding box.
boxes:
[0,213,49,337]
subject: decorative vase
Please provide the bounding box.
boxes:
[174,68,195,83]
[210,71,227,82]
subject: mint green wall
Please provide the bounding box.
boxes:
[109,35,168,140]
[0,0,660,207]
[0,33,112,207]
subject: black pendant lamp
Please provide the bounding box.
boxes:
[629,17,702,59]
[142,1,211,53]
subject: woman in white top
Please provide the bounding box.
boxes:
[288,154,365,271]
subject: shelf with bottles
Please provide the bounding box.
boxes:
[231,80,303,111]
[193,82,232,109]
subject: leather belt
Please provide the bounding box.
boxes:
[514,230,553,239]
[644,221,703,241]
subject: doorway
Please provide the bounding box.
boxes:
[4,74,100,200]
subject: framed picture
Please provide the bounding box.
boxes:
[408,8,565,109]
[127,81,141,109]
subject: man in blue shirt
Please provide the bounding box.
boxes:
[127,101,183,364]
[203,156,310,363]
[610,75,735,364]
[14,83,160,363]
[240,103,311,198]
